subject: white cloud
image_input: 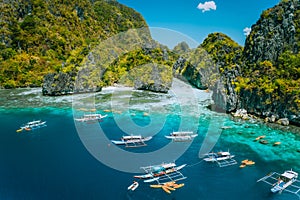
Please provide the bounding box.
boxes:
[243,27,251,36]
[197,1,217,12]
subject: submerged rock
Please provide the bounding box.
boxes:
[233,109,248,119]
[276,118,289,126]
[259,140,269,145]
[265,115,277,123]
[270,115,277,123]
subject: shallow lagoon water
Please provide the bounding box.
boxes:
[0,86,299,200]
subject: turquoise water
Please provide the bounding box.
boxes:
[0,87,299,200]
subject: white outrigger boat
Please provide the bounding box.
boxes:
[74,114,107,122]
[204,151,235,162]
[111,135,152,147]
[165,131,197,141]
[134,162,187,184]
[257,170,300,196]
[203,150,237,167]
[18,120,47,132]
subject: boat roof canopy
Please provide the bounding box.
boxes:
[84,114,103,117]
[282,171,298,179]
[142,162,176,172]
[152,166,164,172]
[162,163,176,168]
[123,135,142,139]
[218,152,230,156]
[27,120,41,124]
[172,131,193,135]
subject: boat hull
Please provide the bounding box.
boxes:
[271,179,297,193]
[134,164,186,180]
[111,136,152,145]
[165,134,198,140]
[144,177,159,183]
[75,114,107,122]
[204,155,235,162]
[271,185,283,193]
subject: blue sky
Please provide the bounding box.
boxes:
[118,0,280,48]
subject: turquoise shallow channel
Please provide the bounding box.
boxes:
[0,85,299,200]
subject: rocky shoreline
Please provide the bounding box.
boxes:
[230,108,300,131]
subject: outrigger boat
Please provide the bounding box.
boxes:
[134,162,187,184]
[18,120,47,132]
[257,170,300,196]
[74,114,107,122]
[203,150,237,167]
[165,131,197,141]
[204,151,235,162]
[111,135,152,147]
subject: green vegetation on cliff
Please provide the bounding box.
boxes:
[201,33,243,71]
[0,0,147,88]
[237,0,300,117]
[0,0,298,124]
[174,33,243,90]
[178,0,299,122]
[199,33,243,111]
[102,46,176,87]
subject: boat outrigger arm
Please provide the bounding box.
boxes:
[257,171,300,197]
[214,158,237,168]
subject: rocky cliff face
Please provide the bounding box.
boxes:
[243,0,299,64]
[0,0,147,92]
[173,41,220,90]
[172,33,243,112]
[40,1,150,95]
[178,0,299,127]
[42,69,102,96]
[133,63,172,93]
[96,37,175,93]
[202,33,243,112]
[42,72,75,96]
[239,0,300,125]
[211,65,241,112]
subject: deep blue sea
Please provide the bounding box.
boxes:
[0,83,299,200]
